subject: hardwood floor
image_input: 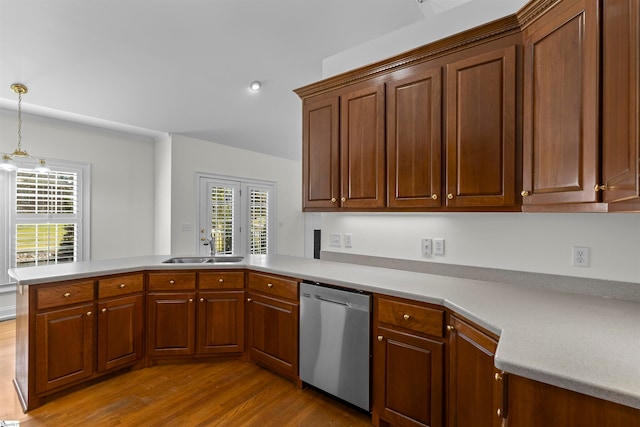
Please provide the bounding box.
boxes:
[0,319,372,426]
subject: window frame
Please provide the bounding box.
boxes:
[1,158,90,284]
[196,172,276,256]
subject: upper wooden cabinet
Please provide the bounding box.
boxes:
[341,84,386,209]
[445,44,518,208]
[301,81,385,210]
[297,16,522,212]
[302,95,340,209]
[520,0,600,209]
[601,0,640,210]
[387,65,443,208]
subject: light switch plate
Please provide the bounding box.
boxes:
[330,233,342,247]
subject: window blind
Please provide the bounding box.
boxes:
[210,186,234,255]
[15,169,79,267]
[249,189,269,254]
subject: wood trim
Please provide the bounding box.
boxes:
[517,0,564,29]
[294,15,521,99]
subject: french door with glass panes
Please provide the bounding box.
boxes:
[197,175,275,256]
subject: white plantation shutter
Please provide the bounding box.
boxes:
[13,165,85,268]
[249,188,269,254]
[210,185,235,255]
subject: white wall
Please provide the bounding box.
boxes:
[321,213,640,284]
[0,110,156,262]
[322,0,529,78]
[169,134,304,256]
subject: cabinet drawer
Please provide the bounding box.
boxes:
[98,273,144,298]
[36,281,95,310]
[377,297,444,338]
[248,272,298,301]
[148,272,196,291]
[199,271,245,290]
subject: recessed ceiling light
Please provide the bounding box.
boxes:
[249,81,261,91]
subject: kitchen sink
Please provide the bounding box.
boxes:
[162,256,244,264]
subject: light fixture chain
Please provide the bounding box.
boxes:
[17,89,23,151]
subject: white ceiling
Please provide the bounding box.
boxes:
[0,0,431,160]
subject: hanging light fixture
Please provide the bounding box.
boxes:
[0,83,50,172]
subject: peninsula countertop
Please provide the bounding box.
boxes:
[9,254,640,410]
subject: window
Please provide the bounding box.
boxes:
[197,174,275,255]
[1,160,90,284]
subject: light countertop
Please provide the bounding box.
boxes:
[9,254,640,410]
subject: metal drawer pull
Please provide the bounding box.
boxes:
[119,283,126,288]
[169,280,175,284]
[218,278,224,283]
[63,292,71,297]
[101,308,107,313]
[188,298,193,303]
[377,335,384,342]
[200,298,204,302]
[267,283,273,288]
[403,314,410,320]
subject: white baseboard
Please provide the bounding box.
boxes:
[0,304,16,321]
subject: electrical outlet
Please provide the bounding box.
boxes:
[330,233,342,248]
[572,246,590,267]
[421,238,432,255]
[433,238,445,256]
[344,233,353,248]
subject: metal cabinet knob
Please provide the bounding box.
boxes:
[447,194,454,200]
[495,372,502,381]
[403,314,410,320]
[341,197,346,202]
[377,335,384,342]
[497,409,502,417]
[169,280,175,284]
[331,197,336,203]
[200,298,204,302]
[86,311,92,317]
[594,184,607,192]
[447,325,455,332]
[119,283,126,288]
[247,298,252,302]
[63,292,71,298]
[431,194,438,200]
[188,298,193,303]
[218,278,224,283]
[101,308,107,313]
[267,283,273,288]
[521,190,530,197]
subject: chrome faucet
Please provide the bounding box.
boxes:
[205,232,217,256]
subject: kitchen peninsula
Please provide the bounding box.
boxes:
[10,254,640,426]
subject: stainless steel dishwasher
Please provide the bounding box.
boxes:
[299,281,371,412]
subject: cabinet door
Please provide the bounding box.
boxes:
[387,66,443,208]
[35,304,94,394]
[247,292,298,380]
[97,294,144,372]
[147,293,196,357]
[373,326,444,427]
[446,45,517,208]
[602,0,639,205]
[197,290,245,354]
[341,84,386,208]
[448,316,504,427]
[521,0,599,206]
[302,94,341,209]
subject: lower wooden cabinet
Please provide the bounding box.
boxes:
[35,303,95,394]
[246,272,299,381]
[97,294,144,372]
[447,315,505,427]
[147,292,196,357]
[373,295,445,427]
[506,374,640,426]
[197,290,245,354]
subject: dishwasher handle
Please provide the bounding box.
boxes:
[314,294,349,307]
